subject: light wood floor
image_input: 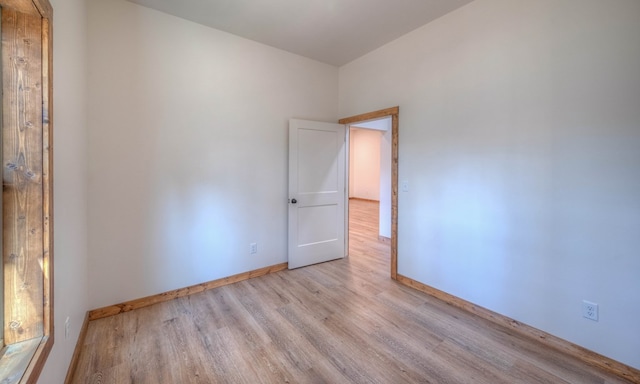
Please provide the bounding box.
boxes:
[71,200,632,383]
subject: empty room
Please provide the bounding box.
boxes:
[0,0,639,383]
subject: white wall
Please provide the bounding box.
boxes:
[349,117,393,238]
[349,128,381,201]
[379,125,392,239]
[40,0,90,381]
[350,118,392,239]
[340,0,640,369]
[86,0,338,308]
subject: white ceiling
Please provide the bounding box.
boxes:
[127,0,474,66]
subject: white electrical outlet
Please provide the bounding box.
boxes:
[65,317,70,339]
[582,300,599,321]
[401,180,409,192]
[250,243,258,254]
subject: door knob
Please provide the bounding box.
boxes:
[291,198,297,204]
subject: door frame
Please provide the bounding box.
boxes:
[339,107,399,280]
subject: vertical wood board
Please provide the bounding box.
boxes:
[0,0,38,16]
[2,8,44,345]
[40,15,52,340]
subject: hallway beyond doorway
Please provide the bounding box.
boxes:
[348,199,390,263]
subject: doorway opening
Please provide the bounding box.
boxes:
[347,121,391,270]
[339,107,399,279]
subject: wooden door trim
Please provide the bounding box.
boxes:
[339,107,399,280]
[339,107,398,125]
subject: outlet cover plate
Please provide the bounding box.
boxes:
[582,300,599,321]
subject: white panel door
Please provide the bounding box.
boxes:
[288,119,346,269]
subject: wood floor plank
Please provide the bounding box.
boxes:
[70,200,637,384]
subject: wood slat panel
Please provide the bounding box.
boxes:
[2,7,44,345]
[22,9,54,384]
[0,0,39,16]
[0,1,53,383]
[41,15,53,340]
